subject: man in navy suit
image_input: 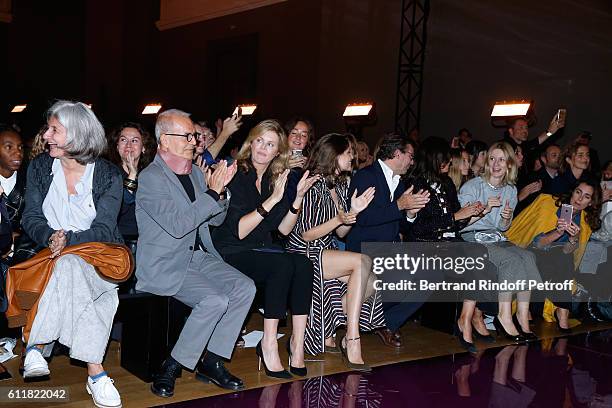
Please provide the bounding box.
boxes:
[347,133,429,347]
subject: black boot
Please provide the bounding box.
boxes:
[151,356,183,398]
[195,352,245,391]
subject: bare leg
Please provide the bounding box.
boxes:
[87,363,104,377]
[458,300,476,343]
[322,250,372,365]
[472,308,490,336]
[261,318,284,371]
[290,315,307,368]
[516,291,533,333]
[556,308,570,329]
[498,293,519,336]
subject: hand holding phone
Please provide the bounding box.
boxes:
[559,203,573,224]
[550,109,567,134]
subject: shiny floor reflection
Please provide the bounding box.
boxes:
[166,329,612,407]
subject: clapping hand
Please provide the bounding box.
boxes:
[455,201,484,220]
[206,160,237,194]
[500,200,513,220]
[483,195,502,214]
[518,180,542,201]
[295,170,320,200]
[336,208,357,225]
[397,186,430,211]
[350,187,376,213]
[270,169,290,203]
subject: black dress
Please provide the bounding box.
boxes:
[212,165,314,320]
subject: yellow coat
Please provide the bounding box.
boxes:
[505,194,592,269]
[506,194,592,325]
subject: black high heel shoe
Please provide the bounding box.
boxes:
[454,321,478,353]
[286,337,307,377]
[512,316,538,342]
[471,321,495,343]
[492,316,525,343]
[554,308,572,335]
[256,341,292,379]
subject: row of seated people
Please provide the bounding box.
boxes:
[0,101,610,408]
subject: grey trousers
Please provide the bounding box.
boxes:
[486,243,542,289]
[170,251,256,370]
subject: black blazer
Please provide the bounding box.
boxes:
[346,161,408,252]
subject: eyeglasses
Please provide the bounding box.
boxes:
[164,132,202,142]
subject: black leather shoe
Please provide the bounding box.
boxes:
[151,357,183,398]
[196,360,245,391]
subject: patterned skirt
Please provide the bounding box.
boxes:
[287,243,386,356]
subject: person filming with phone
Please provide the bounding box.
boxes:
[504,110,566,164]
[506,179,603,332]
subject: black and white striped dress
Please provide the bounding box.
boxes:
[286,178,385,356]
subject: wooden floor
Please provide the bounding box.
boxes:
[4,317,612,408]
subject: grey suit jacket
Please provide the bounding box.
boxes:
[135,154,229,296]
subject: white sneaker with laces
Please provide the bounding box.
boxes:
[23,348,50,378]
[86,374,122,408]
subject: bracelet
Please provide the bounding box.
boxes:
[123,178,138,190]
[256,205,269,218]
[289,205,301,214]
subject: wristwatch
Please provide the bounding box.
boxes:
[546,131,553,137]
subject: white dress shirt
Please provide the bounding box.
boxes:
[42,159,97,232]
[0,172,17,196]
[378,159,416,222]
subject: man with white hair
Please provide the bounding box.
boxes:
[136,109,255,397]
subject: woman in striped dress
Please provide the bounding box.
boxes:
[286,133,383,371]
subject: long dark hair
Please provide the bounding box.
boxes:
[107,122,156,172]
[306,133,356,188]
[554,179,602,231]
[465,140,488,168]
[284,116,316,155]
[409,136,451,186]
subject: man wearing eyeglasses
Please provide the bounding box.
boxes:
[136,109,256,397]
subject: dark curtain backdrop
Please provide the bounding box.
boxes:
[423,0,612,158]
[0,0,610,161]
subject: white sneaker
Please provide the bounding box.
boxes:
[23,348,50,378]
[86,375,122,408]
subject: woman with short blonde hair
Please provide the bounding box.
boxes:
[459,142,541,344]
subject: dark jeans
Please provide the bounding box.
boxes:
[532,245,574,310]
[225,250,314,319]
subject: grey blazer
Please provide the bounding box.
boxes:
[135,154,229,296]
